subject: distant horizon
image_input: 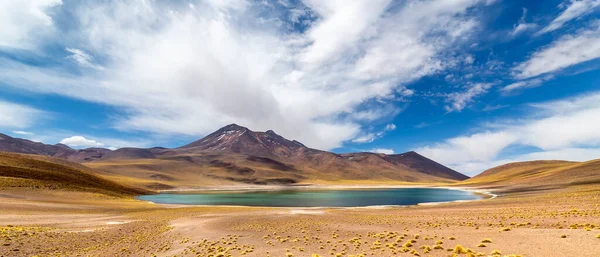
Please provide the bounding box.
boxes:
[3,123,599,179]
[0,124,432,156]
[2,0,600,176]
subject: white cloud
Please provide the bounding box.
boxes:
[0,0,493,150]
[351,123,397,143]
[538,0,600,35]
[511,8,537,36]
[58,135,145,150]
[500,75,553,93]
[464,55,475,65]
[482,105,508,112]
[0,0,62,49]
[419,91,600,175]
[445,83,492,112]
[419,131,518,166]
[522,97,600,150]
[501,81,537,93]
[512,23,537,36]
[0,101,43,129]
[384,123,396,131]
[370,148,394,154]
[12,130,34,135]
[65,48,104,70]
[59,136,104,148]
[352,133,377,143]
[514,24,600,79]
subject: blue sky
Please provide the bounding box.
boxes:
[1,0,600,175]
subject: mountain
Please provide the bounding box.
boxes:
[177,124,468,180]
[461,159,600,190]
[0,125,469,189]
[180,124,306,157]
[0,133,76,156]
[342,151,469,181]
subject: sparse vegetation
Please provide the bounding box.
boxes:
[1,148,600,256]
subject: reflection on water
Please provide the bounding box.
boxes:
[137,188,482,207]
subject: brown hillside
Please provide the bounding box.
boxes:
[461,159,600,189]
[0,152,150,196]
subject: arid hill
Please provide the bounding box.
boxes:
[0,152,149,196]
[461,159,600,191]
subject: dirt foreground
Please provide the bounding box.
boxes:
[1,185,599,257]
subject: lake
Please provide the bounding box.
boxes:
[136,188,483,207]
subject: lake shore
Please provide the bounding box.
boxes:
[1,183,599,256]
[139,185,496,208]
[159,183,497,197]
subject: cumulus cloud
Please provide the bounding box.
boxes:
[419,91,600,175]
[418,131,518,166]
[0,0,493,150]
[58,135,144,149]
[370,148,395,154]
[514,24,600,79]
[0,101,44,129]
[538,0,600,35]
[59,136,104,148]
[445,83,492,112]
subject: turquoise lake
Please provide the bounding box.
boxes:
[136,188,482,207]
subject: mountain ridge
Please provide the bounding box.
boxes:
[0,124,469,188]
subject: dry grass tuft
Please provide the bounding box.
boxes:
[490,250,502,255]
[454,245,468,254]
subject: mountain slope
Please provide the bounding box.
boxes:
[0,133,118,162]
[0,133,76,156]
[462,159,600,188]
[0,152,149,196]
[341,151,469,181]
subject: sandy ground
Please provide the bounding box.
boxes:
[1,185,599,257]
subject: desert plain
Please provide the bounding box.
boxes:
[1,153,600,257]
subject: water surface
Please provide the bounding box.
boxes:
[137,188,482,207]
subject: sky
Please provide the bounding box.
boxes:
[1,0,600,176]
